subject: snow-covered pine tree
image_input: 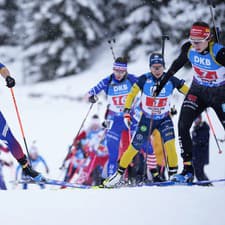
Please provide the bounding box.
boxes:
[0,0,18,45]
[106,0,225,61]
[16,0,105,82]
[6,0,225,82]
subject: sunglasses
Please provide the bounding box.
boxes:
[189,36,210,44]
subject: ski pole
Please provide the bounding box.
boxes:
[107,38,116,60]
[60,103,94,169]
[74,103,94,141]
[207,0,220,43]
[205,110,222,154]
[160,36,170,176]
[161,35,169,58]
[10,88,31,164]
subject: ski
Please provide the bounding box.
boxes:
[192,178,225,185]
[144,178,225,187]
[18,178,91,189]
[135,180,175,187]
[16,177,225,189]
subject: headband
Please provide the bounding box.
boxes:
[190,25,210,39]
[113,62,127,71]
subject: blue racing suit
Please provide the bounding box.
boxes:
[88,73,137,176]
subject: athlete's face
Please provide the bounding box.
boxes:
[150,64,164,79]
[113,69,127,81]
[189,36,210,52]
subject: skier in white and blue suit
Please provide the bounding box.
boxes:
[88,57,138,177]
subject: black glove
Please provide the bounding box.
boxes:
[153,82,161,97]
[170,106,177,116]
[18,155,43,180]
[23,164,40,178]
[153,73,170,96]
[6,76,16,88]
[102,120,108,128]
[88,95,98,103]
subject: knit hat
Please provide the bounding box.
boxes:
[149,53,165,67]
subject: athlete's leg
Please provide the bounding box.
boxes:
[178,90,206,163]
[106,116,126,176]
[0,111,25,160]
[158,116,178,177]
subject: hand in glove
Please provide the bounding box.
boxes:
[18,155,45,182]
[6,76,16,88]
[152,80,161,97]
[170,105,177,116]
[88,95,98,103]
[102,120,108,128]
[153,73,171,97]
[123,108,131,128]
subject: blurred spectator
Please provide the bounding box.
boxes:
[0,155,13,190]
[191,115,210,182]
[61,114,108,186]
[16,141,49,189]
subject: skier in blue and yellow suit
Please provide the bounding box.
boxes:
[104,53,189,187]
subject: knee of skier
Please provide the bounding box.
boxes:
[178,117,192,134]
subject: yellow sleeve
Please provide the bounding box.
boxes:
[179,84,189,95]
[124,83,140,109]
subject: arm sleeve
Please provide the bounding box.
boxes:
[88,76,111,96]
[39,156,48,169]
[156,42,191,94]
[216,47,225,66]
[0,63,5,69]
[124,83,140,109]
[170,76,189,95]
[179,84,189,95]
[124,75,146,109]
[166,42,191,76]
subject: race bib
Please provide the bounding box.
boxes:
[193,66,218,82]
[112,95,127,106]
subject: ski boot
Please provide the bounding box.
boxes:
[168,166,178,179]
[18,155,45,182]
[171,163,194,183]
[150,168,165,182]
[103,167,125,188]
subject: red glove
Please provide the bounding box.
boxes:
[124,112,131,128]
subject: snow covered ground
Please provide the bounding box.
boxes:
[0,44,225,225]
